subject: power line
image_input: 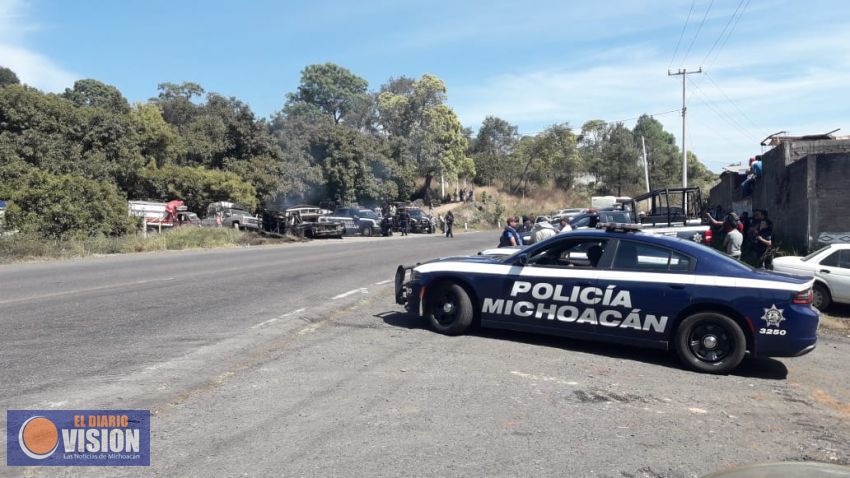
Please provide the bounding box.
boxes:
[700,0,746,66]
[702,71,761,133]
[689,77,760,141]
[669,0,696,70]
[688,78,758,142]
[687,77,760,144]
[705,0,750,70]
[680,0,715,68]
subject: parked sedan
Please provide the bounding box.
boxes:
[772,244,850,310]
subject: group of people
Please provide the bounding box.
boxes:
[444,189,475,204]
[706,207,774,269]
[498,215,573,247]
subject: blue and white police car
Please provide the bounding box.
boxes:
[395,225,819,374]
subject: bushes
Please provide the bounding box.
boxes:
[0,165,134,239]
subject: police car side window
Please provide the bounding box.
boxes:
[528,239,608,268]
[669,252,693,272]
[612,242,688,272]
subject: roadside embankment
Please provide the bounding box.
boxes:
[0,227,300,264]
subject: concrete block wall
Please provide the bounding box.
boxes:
[814,153,850,246]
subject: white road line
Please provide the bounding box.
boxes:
[0,277,176,305]
[252,307,308,329]
[374,280,392,285]
[331,288,368,300]
[251,318,279,329]
[282,307,307,317]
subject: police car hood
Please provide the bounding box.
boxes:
[417,255,503,266]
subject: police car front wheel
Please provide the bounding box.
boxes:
[675,312,746,374]
[427,282,474,335]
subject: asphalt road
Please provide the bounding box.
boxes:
[2,232,849,477]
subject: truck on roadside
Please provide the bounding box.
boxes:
[200,202,260,231]
[323,207,382,236]
[128,200,201,231]
[262,205,345,239]
[571,188,712,246]
[627,187,712,245]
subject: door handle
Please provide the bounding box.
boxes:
[668,284,685,290]
[819,269,831,274]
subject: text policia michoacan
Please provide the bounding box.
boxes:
[481,281,668,332]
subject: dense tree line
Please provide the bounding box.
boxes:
[0,63,715,239]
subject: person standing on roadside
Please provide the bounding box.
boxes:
[445,210,454,238]
[399,209,409,236]
[751,218,774,270]
[722,215,743,259]
[499,216,523,247]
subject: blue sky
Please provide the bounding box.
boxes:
[2,0,849,172]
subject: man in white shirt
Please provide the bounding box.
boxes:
[723,223,743,258]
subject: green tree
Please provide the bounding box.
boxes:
[0,66,20,87]
[63,79,131,114]
[471,116,519,186]
[377,74,472,201]
[597,123,642,196]
[523,123,581,189]
[285,63,368,124]
[129,103,185,167]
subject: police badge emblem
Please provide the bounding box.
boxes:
[762,304,785,328]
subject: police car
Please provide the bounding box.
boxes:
[395,224,819,374]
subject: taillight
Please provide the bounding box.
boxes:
[704,228,713,245]
[793,289,813,305]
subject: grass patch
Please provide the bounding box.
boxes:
[0,227,300,263]
[435,183,589,230]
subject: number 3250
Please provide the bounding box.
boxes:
[759,328,786,336]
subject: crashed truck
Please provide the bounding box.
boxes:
[128,200,200,231]
[627,187,713,245]
[262,205,344,239]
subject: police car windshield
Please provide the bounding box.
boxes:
[358,210,379,220]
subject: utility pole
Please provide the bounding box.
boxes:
[667,67,701,188]
[641,136,650,193]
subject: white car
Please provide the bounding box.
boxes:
[772,244,850,310]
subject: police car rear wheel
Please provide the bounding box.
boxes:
[427,283,473,335]
[675,313,746,374]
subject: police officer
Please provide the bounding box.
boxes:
[445,210,454,238]
[399,209,410,236]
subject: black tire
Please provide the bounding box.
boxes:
[360,224,373,237]
[232,222,240,230]
[813,283,832,311]
[675,312,746,374]
[427,282,474,335]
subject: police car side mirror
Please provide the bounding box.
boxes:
[517,254,529,266]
